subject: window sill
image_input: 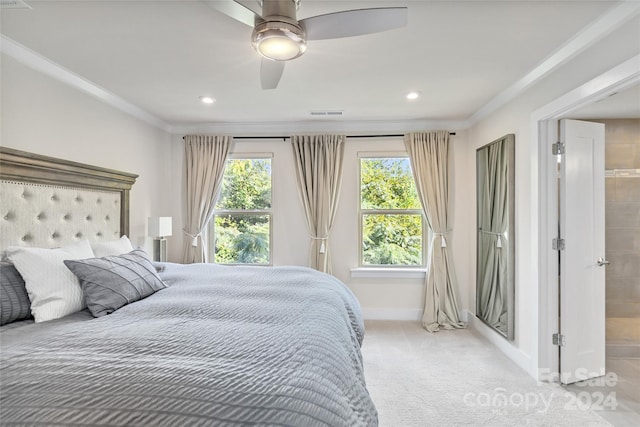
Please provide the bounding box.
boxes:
[350,267,427,279]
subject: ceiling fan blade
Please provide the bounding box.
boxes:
[261,58,285,90]
[301,7,408,41]
[204,0,261,27]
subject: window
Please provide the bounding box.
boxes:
[210,157,272,264]
[359,155,425,266]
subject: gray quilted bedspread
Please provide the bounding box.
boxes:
[0,263,377,426]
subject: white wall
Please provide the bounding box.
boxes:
[166,137,311,264]
[336,135,471,319]
[4,10,637,376]
[168,134,472,319]
[1,54,174,251]
[464,17,640,378]
[1,49,471,321]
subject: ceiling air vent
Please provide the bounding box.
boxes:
[0,0,32,9]
[310,110,344,117]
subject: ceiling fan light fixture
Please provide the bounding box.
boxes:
[252,21,306,61]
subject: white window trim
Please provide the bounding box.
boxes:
[350,267,427,279]
[210,155,273,266]
[357,153,427,268]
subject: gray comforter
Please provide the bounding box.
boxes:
[0,263,377,426]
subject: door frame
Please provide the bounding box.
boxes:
[533,55,639,382]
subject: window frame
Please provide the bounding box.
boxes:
[358,152,427,268]
[209,153,274,266]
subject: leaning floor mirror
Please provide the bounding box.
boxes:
[476,134,515,340]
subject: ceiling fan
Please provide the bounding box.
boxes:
[206,0,408,89]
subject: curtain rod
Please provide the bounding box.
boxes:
[183,132,456,141]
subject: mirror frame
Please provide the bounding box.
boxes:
[476,134,515,340]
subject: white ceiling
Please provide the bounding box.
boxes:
[1,1,639,130]
[567,83,640,119]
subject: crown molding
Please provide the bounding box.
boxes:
[466,1,640,128]
[0,35,466,136]
[3,1,636,136]
[0,35,172,132]
[532,54,640,122]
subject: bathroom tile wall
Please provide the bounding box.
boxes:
[597,119,640,348]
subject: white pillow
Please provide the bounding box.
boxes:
[5,240,95,323]
[91,235,134,257]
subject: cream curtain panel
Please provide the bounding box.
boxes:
[405,131,465,332]
[477,137,509,330]
[291,134,346,274]
[182,135,233,264]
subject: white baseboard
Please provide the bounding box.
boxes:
[363,308,470,322]
[362,308,423,321]
[466,310,534,378]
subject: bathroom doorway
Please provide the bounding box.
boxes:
[562,113,640,425]
[535,65,639,425]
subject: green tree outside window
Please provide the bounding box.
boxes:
[211,158,271,264]
[360,157,424,266]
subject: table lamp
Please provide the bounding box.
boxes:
[148,216,172,262]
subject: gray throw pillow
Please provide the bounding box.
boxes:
[0,261,32,325]
[64,249,168,317]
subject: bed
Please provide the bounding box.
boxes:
[0,147,377,426]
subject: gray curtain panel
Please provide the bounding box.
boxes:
[291,134,345,274]
[182,135,233,263]
[405,131,465,332]
[477,137,510,330]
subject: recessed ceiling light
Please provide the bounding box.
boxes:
[199,96,215,104]
[406,91,421,100]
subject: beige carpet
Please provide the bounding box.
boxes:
[361,320,613,427]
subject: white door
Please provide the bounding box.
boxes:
[559,119,606,385]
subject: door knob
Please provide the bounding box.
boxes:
[597,257,610,267]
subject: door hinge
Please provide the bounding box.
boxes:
[553,333,565,347]
[552,238,565,251]
[552,142,565,155]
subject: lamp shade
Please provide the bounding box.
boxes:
[148,217,172,238]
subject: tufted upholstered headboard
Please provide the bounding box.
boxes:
[0,147,138,253]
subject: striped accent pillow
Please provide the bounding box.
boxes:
[0,262,31,325]
[64,249,168,317]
